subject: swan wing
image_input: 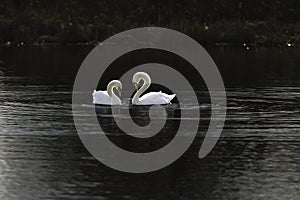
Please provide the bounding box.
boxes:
[92,90,111,105]
[159,91,176,102]
[138,92,176,105]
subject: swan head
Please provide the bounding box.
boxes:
[132,72,151,90]
[107,80,122,97]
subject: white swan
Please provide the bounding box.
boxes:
[132,72,176,105]
[92,80,122,105]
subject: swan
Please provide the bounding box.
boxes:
[92,80,122,105]
[132,72,176,105]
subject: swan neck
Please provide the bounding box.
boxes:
[132,77,150,104]
[107,82,120,103]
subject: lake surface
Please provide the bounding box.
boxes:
[0,46,300,199]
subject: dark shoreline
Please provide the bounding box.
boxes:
[1,1,300,48]
[0,41,299,48]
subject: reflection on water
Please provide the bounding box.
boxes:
[0,46,300,199]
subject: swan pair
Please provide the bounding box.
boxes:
[93,72,176,105]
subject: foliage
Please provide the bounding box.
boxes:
[0,0,299,46]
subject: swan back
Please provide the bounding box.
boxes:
[138,91,176,105]
[92,90,111,104]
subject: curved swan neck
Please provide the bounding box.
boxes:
[132,75,151,104]
[107,81,121,104]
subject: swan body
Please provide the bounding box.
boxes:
[132,72,176,105]
[92,80,122,105]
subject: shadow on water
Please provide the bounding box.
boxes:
[95,103,182,153]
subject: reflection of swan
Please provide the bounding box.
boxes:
[93,80,122,105]
[132,72,176,105]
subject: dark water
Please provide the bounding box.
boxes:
[0,46,300,199]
